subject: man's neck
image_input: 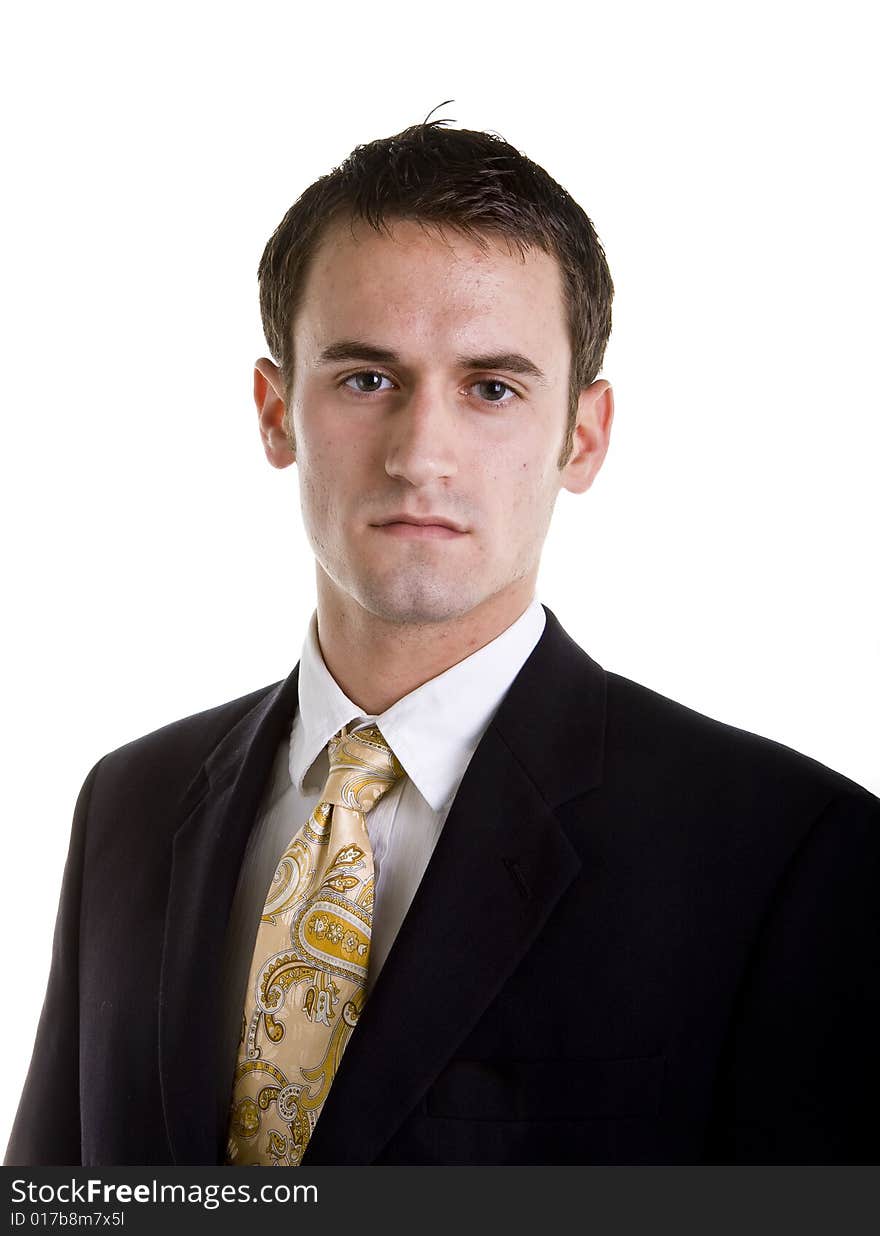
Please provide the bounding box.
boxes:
[314,578,537,716]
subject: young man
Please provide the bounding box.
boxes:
[7,121,879,1167]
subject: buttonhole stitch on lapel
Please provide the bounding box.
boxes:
[502,858,532,901]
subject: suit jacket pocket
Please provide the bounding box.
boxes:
[426,1054,666,1122]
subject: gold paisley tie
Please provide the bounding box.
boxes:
[225,722,405,1166]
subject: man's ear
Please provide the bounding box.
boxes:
[560,379,614,494]
[254,357,296,469]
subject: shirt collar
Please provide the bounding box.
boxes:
[290,598,546,813]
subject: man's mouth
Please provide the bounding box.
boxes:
[372,513,468,539]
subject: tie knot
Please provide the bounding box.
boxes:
[323,723,406,814]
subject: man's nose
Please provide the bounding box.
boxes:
[383,385,458,486]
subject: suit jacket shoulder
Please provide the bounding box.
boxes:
[604,666,875,802]
[89,680,285,807]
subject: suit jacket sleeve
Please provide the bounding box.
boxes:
[4,759,104,1166]
[707,787,880,1163]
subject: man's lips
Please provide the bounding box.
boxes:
[371,514,468,539]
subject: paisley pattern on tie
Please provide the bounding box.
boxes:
[226,723,405,1166]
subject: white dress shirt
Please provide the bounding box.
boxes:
[220,597,546,1097]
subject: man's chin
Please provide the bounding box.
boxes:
[355,579,486,627]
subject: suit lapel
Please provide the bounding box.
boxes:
[158,667,300,1165]
[302,606,607,1164]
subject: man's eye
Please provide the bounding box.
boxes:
[472,379,516,403]
[343,371,394,393]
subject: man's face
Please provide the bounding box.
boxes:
[260,216,611,628]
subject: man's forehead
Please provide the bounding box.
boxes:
[296,214,568,357]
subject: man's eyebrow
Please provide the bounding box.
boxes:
[317,340,399,366]
[316,339,548,384]
[462,352,548,384]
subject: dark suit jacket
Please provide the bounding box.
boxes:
[6,607,879,1165]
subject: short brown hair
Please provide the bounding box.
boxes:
[258,117,614,467]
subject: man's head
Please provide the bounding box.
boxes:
[253,120,615,630]
[258,119,614,469]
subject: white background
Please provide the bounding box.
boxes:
[2,0,877,1151]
